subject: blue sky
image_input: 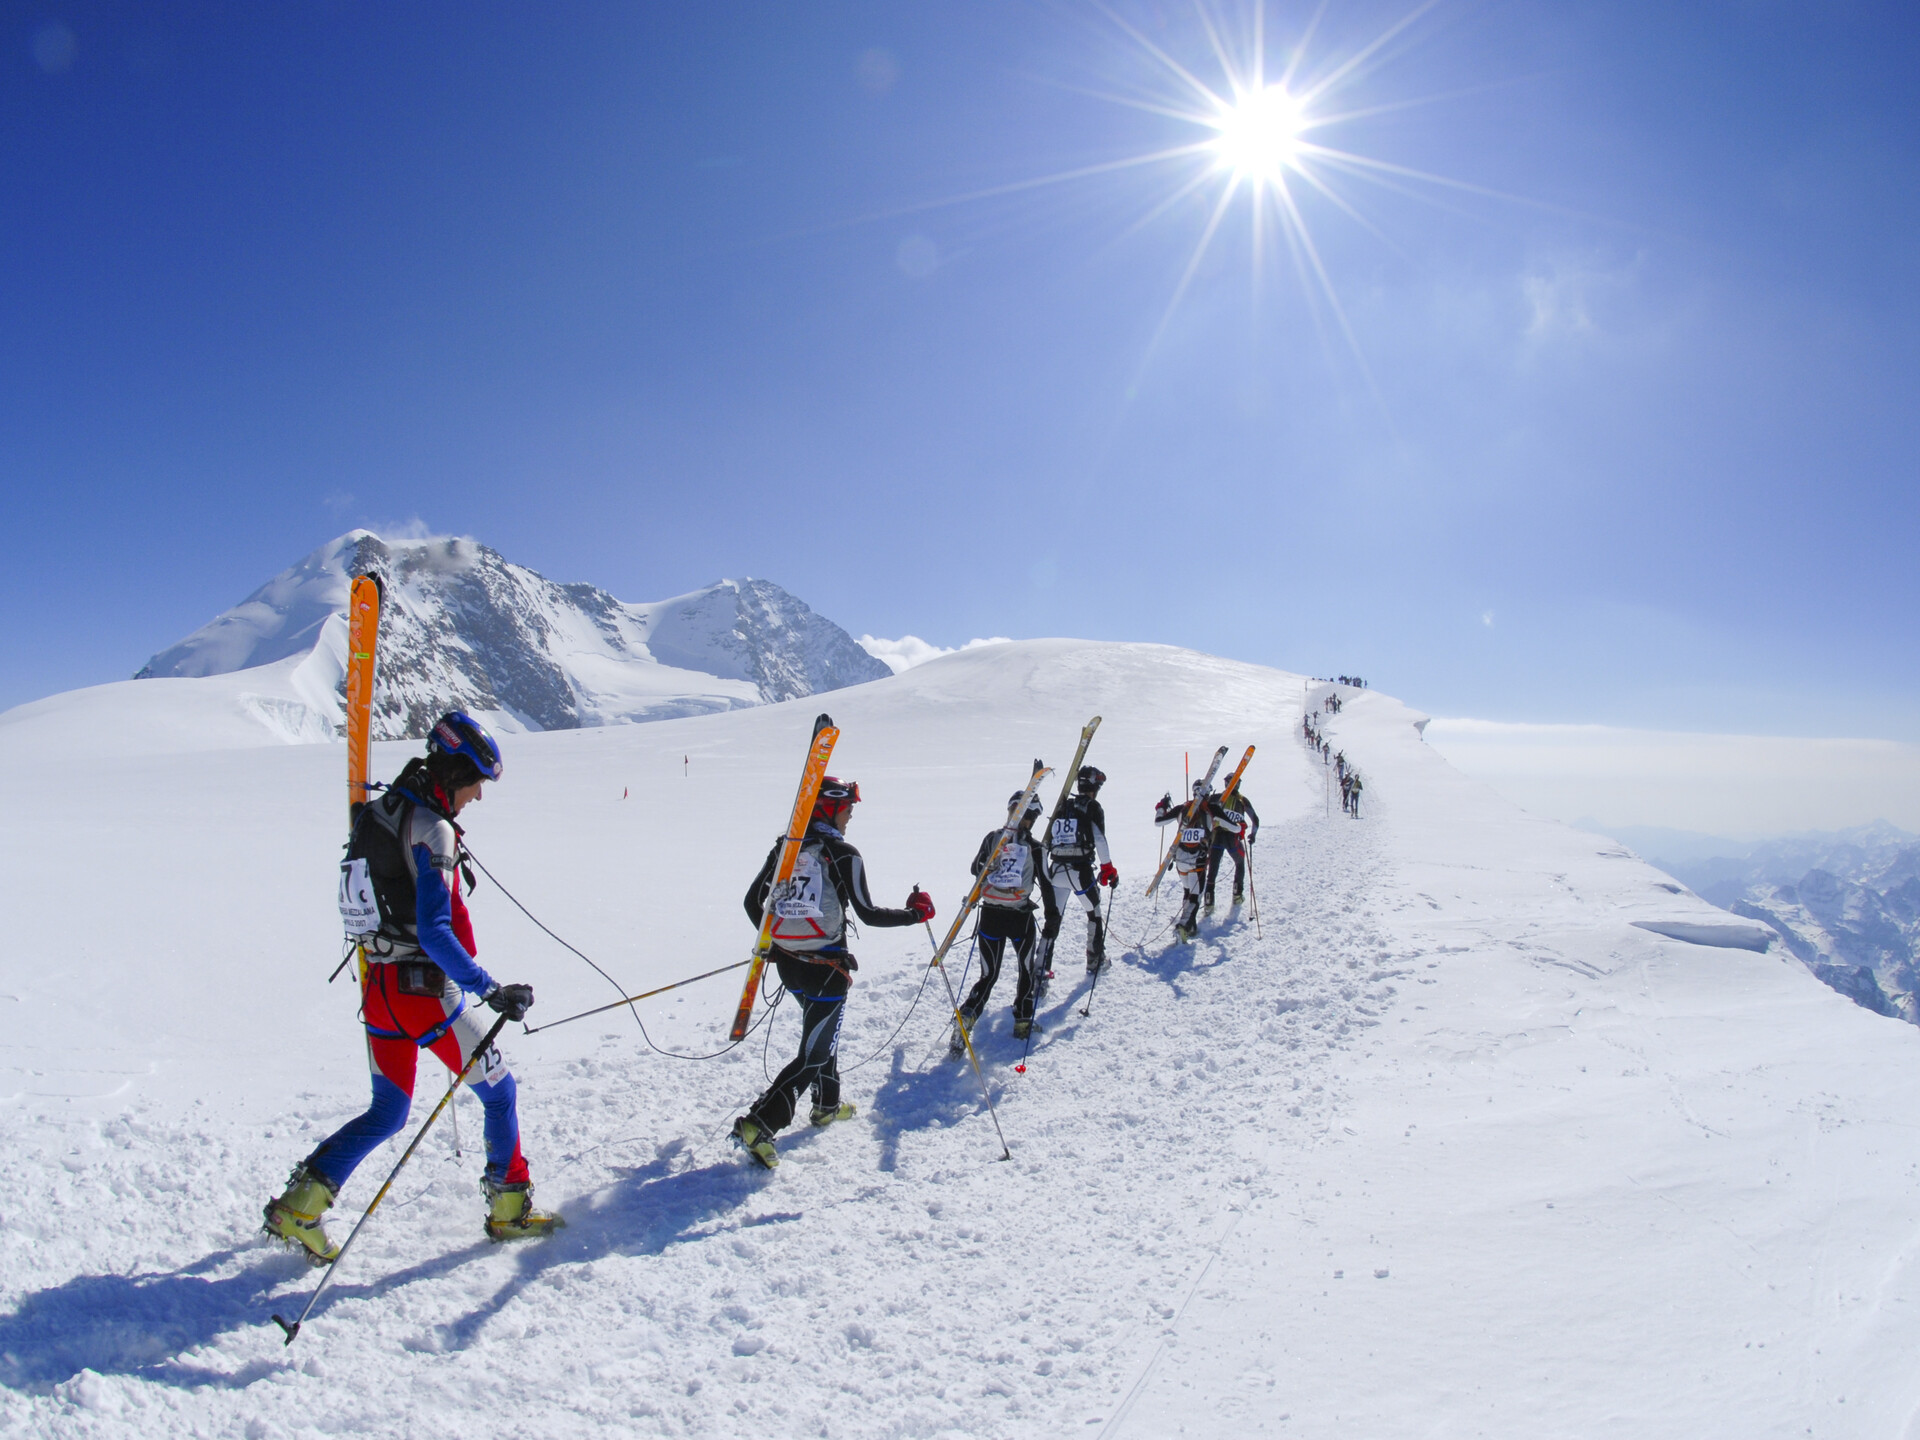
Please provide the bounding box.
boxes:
[4,1,1917,740]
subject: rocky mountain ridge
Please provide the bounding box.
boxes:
[135,531,889,739]
[1654,822,1920,1021]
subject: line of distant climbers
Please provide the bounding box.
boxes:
[1311,676,1369,688]
[1302,696,1364,818]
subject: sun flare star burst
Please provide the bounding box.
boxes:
[1210,84,1308,182]
[863,2,1503,394]
[1041,0,1484,388]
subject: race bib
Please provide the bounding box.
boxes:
[1049,817,1079,848]
[473,1041,508,1086]
[338,858,381,936]
[988,850,1026,889]
[1180,827,1209,847]
[774,853,826,920]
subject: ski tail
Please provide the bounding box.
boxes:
[1217,745,1255,806]
[926,758,1053,969]
[344,573,382,825]
[1145,745,1228,898]
[1045,716,1102,830]
[730,714,839,1041]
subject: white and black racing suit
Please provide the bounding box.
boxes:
[741,819,918,1135]
[959,825,1062,1026]
[1042,793,1112,966]
[1156,795,1214,931]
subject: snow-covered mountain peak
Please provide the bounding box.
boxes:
[131,530,889,740]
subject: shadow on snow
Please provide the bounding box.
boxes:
[0,1235,488,1392]
[0,972,1095,1388]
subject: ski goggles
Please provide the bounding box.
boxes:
[817,779,860,806]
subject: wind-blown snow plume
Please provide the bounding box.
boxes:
[856,634,1014,675]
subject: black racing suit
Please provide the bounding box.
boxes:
[1042,794,1112,965]
[1204,792,1259,903]
[741,819,917,1134]
[959,827,1061,1026]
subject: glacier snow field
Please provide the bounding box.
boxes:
[4,639,1920,1438]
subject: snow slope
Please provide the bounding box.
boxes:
[4,642,1918,1438]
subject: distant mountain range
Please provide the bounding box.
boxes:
[1641,822,1920,1022]
[135,531,890,739]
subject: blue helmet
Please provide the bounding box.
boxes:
[428,711,503,782]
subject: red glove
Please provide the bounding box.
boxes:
[1098,862,1119,888]
[906,887,936,922]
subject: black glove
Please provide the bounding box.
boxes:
[485,982,535,1022]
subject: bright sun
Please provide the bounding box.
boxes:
[1210,84,1306,181]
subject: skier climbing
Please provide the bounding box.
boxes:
[1155,781,1215,940]
[1204,786,1259,910]
[952,791,1062,1048]
[1348,770,1364,818]
[264,712,558,1265]
[1042,765,1119,975]
[732,779,932,1169]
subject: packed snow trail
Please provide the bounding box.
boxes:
[6,642,1920,1437]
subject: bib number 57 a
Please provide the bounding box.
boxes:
[338,858,381,937]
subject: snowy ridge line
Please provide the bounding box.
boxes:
[9,639,1920,1435]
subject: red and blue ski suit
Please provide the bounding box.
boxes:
[305,785,529,1190]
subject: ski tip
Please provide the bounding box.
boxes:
[271,1314,300,1346]
[813,713,833,736]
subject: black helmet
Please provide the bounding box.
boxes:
[1076,765,1106,793]
[1192,779,1209,798]
[1008,790,1043,826]
[427,711,503,782]
[815,777,861,814]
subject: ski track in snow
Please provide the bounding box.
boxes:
[10,642,1920,1438]
[0,803,1390,1438]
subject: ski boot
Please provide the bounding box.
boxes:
[1202,893,1216,914]
[1231,889,1244,907]
[732,1116,779,1169]
[810,1101,856,1127]
[1013,1016,1039,1041]
[483,1178,563,1241]
[1086,918,1106,975]
[263,1165,340,1267]
[948,1012,976,1058]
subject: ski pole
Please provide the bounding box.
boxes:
[271,1012,510,1346]
[925,918,1012,1161]
[520,959,752,1036]
[1246,844,1262,940]
[1081,885,1116,1017]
